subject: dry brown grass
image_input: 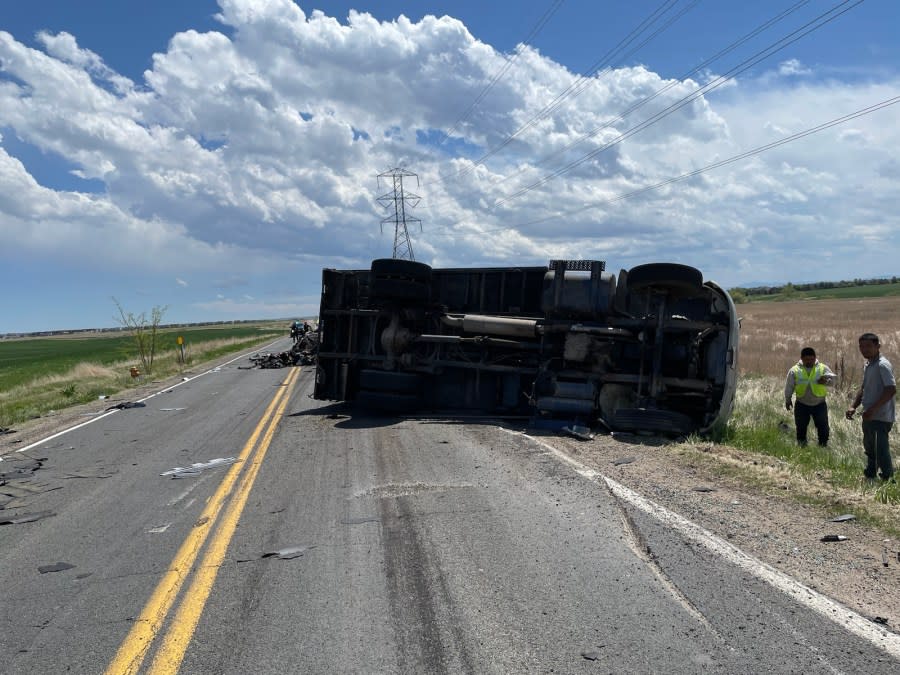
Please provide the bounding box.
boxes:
[737,296,900,389]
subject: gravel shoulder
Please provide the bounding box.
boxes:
[4,364,898,636]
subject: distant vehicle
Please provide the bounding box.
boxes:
[290,320,303,343]
[314,258,739,435]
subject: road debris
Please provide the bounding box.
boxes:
[611,456,636,466]
[830,514,856,522]
[341,516,380,525]
[261,545,315,560]
[38,562,76,574]
[562,425,593,441]
[872,616,890,626]
[105,401,146,411]
[61,469,116,479]
[0,510,56,525]
[820,535,849,542]
[161,457,240,478]
[249,333,319,369]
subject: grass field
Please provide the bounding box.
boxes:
[729,296,900,507]
[0,323,286,427]
[741,281,900,302]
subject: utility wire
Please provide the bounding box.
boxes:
[433,0,695,186]
[453,94,899,236]
[489,0,861,209]
[439,0,566,145]
[487,0,812,191]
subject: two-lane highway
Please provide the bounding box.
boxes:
[1,341,897,673]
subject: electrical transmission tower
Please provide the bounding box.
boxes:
[377,167,422,260]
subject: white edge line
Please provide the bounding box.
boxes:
[9,338,285,456]
[499,428,900,659]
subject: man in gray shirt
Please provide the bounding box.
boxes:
[784,347,836,446]
[846,333,896,481]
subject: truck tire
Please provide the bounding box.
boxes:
[371,259,432,282]
[370,260,432,303]
[627,263,702,296]
[355,390,420,413]
[370,277,430,302]
[359,369,422,394]
[613,268,630,315]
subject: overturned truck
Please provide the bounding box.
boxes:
[314,258,738,435]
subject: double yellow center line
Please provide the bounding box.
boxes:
[106,367,300,675]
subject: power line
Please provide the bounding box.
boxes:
[489,0,862,209]
[433,0,696,186]
[439,0,566,145]
[453,94,899,236]
[486,0,813,192]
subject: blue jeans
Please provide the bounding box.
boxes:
[862,420,894,480]
[794,401,829,446]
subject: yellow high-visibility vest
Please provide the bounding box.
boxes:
[792,362,827,398]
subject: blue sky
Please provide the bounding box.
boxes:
[1,0,899,332]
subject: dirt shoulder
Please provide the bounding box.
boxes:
[542,429,900,636]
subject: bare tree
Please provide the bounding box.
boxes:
[113,299,168,376]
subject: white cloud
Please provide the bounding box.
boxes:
[0,0,898,329]
[176,278,188,287]
[777,58,812,77]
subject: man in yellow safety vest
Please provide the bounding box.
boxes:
[784,347,836,446]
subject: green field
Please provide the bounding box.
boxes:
[0,324,286,427]
[740,282,900,302]
[0,325,284,391]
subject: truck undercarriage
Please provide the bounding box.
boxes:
[314,259,738,435]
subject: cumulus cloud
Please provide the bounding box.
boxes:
[777,58,811,77]
[0,0,898,329]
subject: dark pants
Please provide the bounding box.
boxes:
[862,420,894,480]
[794,401,829,446]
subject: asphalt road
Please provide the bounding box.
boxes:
[1,339,897,674]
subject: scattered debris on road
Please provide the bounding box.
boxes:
[248,333,319,369]
[61,469,117,479]
[611,456,636,466]
[160,456,240,478]
[105,401,146,411]
[562,425,593,441]
[830,514,856,522]
[820,534,849,542]
[261,545,315,560]
[0,510,56,525]
[38,561,76,574]
[341,516,380,525]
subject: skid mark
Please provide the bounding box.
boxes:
[354,482,475,499]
